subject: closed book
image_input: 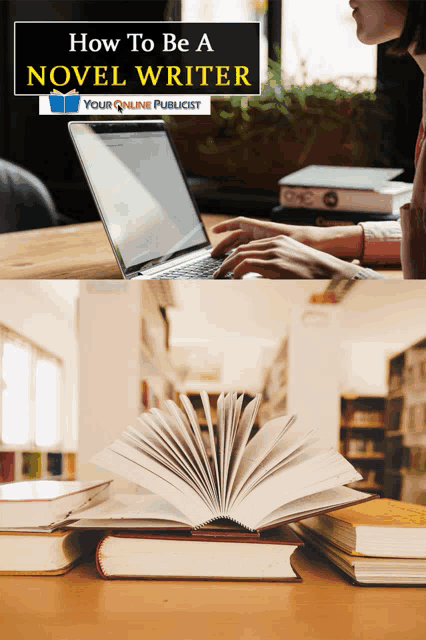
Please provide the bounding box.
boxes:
[96,525,303,581]
[0,480,112,530]
[270,206,401,227]
[0,529,101,575]
[299,499,426,558]
[278,165,411,215]
[71,392,374,535]
[292,522,426,586]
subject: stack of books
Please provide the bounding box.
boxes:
[291,499,426,585]
[271,165,412,227]
[0,480,111,575]
[0,392,374,581]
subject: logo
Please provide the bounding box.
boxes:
[283,189,314,207]
[49,89,80,113]
[323,191,339,209]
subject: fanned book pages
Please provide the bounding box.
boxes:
[84,392,375,533]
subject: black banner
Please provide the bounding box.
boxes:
[15,22,260,96]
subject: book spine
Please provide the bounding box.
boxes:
[279,186,393,213]
[0,452,15,482]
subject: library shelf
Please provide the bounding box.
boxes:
[346,454,385,461]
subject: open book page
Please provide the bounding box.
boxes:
[227,415,296,510]
[219,393,234,509]
[132,411,216,510]
[256,486,373,529]
[91,440,213,526]
[123,424,214,511]
[224,394,261,511]
[69,493,193,527]
[229,430,319,511]
[179,395,217,507]
[200,390,220,490]
[222,393,244,509]
[216,393,225,511]
[137,411,206,493]
[165,401,217,509]
[230,447,361,530]
[150,405,214,506]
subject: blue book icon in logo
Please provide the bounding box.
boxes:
[49,90,80,113]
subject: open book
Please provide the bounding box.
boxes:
[80,392,375,533]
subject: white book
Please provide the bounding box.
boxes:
[71,392,374,533]
[0,480,112,529]
[278,165,412,214]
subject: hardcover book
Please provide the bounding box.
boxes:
[0,480,112,530]
[297,498,426,558]
[95,525,304,581]
[0,529,101,575]
[278,165,412,215]
[292,522,426,585]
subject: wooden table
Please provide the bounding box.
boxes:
[0,547,424,640]
[0,216,402,279]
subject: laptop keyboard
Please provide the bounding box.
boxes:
[150,255,234,280]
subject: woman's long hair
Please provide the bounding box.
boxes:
[389,0,426,55]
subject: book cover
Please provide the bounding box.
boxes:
[95,525,304,582]
[22,452,42,479]
[323,498,426,528]
[0,452,15,483]
[47,452,63,478]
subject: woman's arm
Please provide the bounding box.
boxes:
[211,217,401,278]
[400,204,426,278]
[359,221,401,265]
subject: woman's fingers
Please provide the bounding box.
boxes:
[232,258,288,280]
[211,217,255,234]
[213,247,278,278]
[210,229,253,258]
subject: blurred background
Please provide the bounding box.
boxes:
[0,279,426,505]
[1,0,422,228]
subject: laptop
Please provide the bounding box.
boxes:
[68,120,242,280]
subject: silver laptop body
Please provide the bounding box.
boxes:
[68,120,229,280]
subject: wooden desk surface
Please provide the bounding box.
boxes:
[0,217,403,280]
[0,547,424,640]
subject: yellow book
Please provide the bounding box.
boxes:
[300,499,426,558]
[292,522,426,585]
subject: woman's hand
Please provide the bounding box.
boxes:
[213,234,365,280]
[211,217,364,261]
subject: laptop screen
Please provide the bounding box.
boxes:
[69,121,209,276]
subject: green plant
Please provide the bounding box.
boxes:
[166,54,386,172]
[204,56,380,165]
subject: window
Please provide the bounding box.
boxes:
[282,0,376,90]
[182,0,269,83]
[182,1,376,91]
[0,326,62,448]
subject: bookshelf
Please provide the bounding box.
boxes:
[384,338,426,503]
[259,337,288,426]
[340,395,386,495]
[140,283,178,412]
[0,450,76,483]
[77,282,178,486]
